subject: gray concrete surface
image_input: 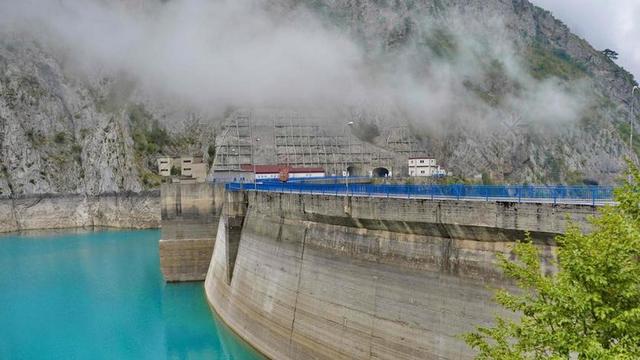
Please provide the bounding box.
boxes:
[159,182,225,282]
[204,191,599,359]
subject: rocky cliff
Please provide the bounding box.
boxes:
[0,0,638,193]
[0,191,160,233]
[298,0,639,183]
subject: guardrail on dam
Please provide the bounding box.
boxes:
[227,181,615,205]
[198,186,602,360]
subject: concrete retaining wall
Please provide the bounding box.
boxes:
[205,192,599,359]
[159,182,225,282]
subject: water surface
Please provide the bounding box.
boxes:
[0,229,261,360]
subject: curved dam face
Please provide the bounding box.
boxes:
[205,191,597,359]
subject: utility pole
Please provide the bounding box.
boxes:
[345,121,354,195]
[253,137,260,190]
[630,86,639,182]
[632,86,639,152]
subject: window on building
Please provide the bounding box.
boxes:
[184,168,191,171]
[420,160,424,164]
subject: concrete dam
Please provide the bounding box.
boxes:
[159,183,599,359]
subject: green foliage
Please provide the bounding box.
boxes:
[481,172,493,185]
[126,103,175,189]
[527,42,589,81]
[564,169,585,185]
[207,144,216,168]
[25,129,47,147]
[54,132,67,144]
[141,172,162,188]
[543,155,563,183]
[71,144,83,163]
[602,49,619,60]
[128,104,171,156]
[420,27,457,59]
[615,122,640,158]
[465,163,640,359]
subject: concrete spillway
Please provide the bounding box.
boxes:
[202,190,598,359]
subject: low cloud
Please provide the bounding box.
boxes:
[0,0,591,131]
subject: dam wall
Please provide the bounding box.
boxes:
[205,191,599,359]
[159,182,225,282]
[0,191,160,233]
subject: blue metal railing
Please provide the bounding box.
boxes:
[225,182,615,205]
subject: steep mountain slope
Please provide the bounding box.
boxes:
[300,0,638,183]
[0,0,638,196]
[0,35,216,196]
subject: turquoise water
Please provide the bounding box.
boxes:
[0,229,262,360]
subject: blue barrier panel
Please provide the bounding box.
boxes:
[227,182,615,203]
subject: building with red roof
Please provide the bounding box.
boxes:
[240,165,325,180]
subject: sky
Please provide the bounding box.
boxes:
[532,0,640,82]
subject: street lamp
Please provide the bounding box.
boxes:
[632,86,640,153]
[253,137,260,190]
[345,121,354,195]
[628,86,640,182]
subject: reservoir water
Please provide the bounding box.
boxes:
[0,229,262,360]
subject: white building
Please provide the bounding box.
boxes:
[408,157,446,177]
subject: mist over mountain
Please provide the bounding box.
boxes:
[0,0,638,196]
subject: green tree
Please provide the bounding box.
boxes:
[465,164,640,359]
[602,49,619,60]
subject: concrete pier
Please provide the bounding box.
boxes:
[204,191,599,359]
[159,182,224,282]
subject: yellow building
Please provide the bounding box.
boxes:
[157,157,173,177]
[157,156,208,183]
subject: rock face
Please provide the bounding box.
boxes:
[0,34,217,198]
[290,0,638,183]
[0,37,142,196]
[0,191,160,233]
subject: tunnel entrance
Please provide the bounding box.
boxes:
[372,167,390,178]
[346,166,357,177]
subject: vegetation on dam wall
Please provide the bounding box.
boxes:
[467,165,640,358]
